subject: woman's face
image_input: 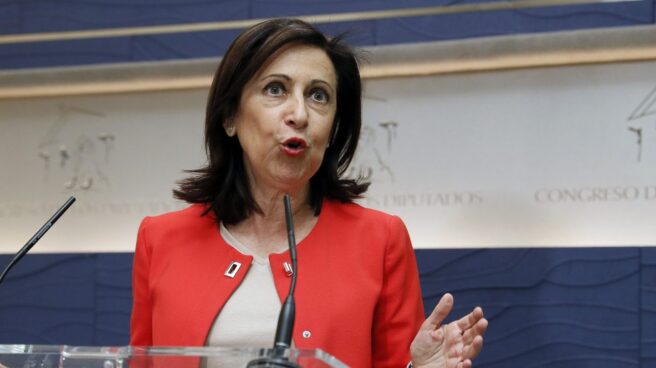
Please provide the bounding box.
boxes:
[231,44,337,194]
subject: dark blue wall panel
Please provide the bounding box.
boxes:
[376,1,653,43]
[0,253,132,345]
[0,247,654,367]
[0,1,249,33]
[0,0,653,69]
[416,248,642,367]
[641,248,656,367]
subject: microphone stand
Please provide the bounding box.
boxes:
[0,196,76,285]
[247,194,300,367]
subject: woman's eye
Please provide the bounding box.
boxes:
[310,89,329,103]
[264,83,285,96]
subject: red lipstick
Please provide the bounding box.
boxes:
[281,137,307,157]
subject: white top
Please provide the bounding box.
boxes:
[204,223,283,348]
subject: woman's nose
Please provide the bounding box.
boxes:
[285,93,309,128]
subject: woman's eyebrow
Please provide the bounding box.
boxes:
[259,74,335,93]
[261,73,291,81]
[311,79,335,93]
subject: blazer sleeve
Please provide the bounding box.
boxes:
[372,216,425,367]
[130,217,153,346]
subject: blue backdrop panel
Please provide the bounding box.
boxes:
[0,253,132,345]
[375,1,653,44]
[0,247,653,367]
[0,0,653,69]
[0,1,248,33]
[416,248,642,368]
[642,248,656,366]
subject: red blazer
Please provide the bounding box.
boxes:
[130,200,425,367]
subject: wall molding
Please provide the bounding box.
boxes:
[1,25,654,100]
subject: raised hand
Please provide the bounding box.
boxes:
[410,293,488,368]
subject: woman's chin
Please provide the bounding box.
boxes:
[272,176,309,191]
[266,171,313,192]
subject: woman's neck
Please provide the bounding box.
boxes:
[224,184,318,257]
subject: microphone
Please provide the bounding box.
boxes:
[247,194,299,368]
[0,196,76,285]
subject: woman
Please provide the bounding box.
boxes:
[130,18,487,367]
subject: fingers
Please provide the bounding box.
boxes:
[454,306,487,361]
[462,316,488,345]
[419,294,488,367]
[463,335,484,360]
[456,306,484,331]
[457,359,472,368]
[424,293,454,330]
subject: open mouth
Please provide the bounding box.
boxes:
[282,138,307,150]
[282,138,307,156]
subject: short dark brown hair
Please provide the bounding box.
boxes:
[174,18,369,224]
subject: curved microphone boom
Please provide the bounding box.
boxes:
[247,194,300,367]
[0,196,76,285]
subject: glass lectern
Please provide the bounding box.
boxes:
[0,345,347,368]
